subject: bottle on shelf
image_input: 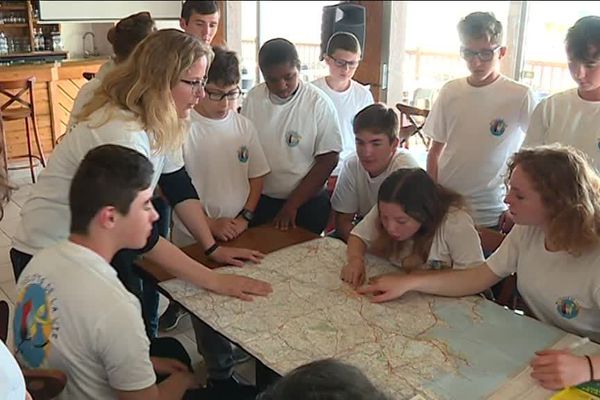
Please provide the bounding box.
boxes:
[0,32,8,55]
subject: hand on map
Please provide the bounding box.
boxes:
[209,273,273,301]
[340,260,366,288]
[212,217,244,241]
[530,349,590,389]
[210,246,264,267]
[357,273,413,303]
[273,204,297,231]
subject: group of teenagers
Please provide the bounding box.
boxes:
[2,1,600,399]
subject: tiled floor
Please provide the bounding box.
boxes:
[1,167,255,384]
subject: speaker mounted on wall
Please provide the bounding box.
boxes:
[320,3,366,61]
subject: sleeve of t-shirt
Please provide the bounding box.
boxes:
[350,206,380,247]
[422,84,448,143]
[362,86,374,107]
[443,210,485,269]
[486,225,523,278]
[162,148,184,174]
[522,99,547,148]
[245,120,271,178]
[313,94,343,156]
[518,88,537,133]
[331,158,358,213]
[95,305,156,392]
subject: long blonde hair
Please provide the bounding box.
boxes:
[75,29,212,153]
[508,145,600,255]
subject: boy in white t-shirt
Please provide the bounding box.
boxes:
[425,12,535,230]
[172,46,268,398]
[242,38,342,234]
[14,145,205,400]
[331,103,419,241]
[523,16,600,171]
[180,0,220,45]
[312,32,374,175]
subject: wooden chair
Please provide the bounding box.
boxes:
[82,72,96,81]
[1,300,67,400]
[0,76,47,183]
[396,102,431,149]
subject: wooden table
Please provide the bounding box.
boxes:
[136,225,319,283]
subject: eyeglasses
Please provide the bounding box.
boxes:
[180,77,208,95]
[328,55,360,69]
[460,46,501,62]
[205,86,242,101]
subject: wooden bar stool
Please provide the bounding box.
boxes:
[0,76,47,183]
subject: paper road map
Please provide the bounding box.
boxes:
[160,237,597,399]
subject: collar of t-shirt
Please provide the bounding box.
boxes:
[268,81,302,105]
[190,108,233,127]
[322,77,353,97]
[572,88,600,106]
[462,75,506,92]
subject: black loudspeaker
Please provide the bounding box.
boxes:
[320,3,366,61]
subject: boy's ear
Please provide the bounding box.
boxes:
[179,18,187,31]
[499,46,507,59]
[96,206,118,229]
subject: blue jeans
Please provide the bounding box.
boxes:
[192,316,234,380]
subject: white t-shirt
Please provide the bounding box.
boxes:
[423,76,535,227]
[331,149,420,217]
[12,105,182,255]
[67,59,115,132]
[311,77,374,174]
[241,81,343,199]
[487,225,600,343]
[351,207,484,269]
[0,341,26,400]
[523,88,600,172]
[14,241,156,399]
[172,109,270,245]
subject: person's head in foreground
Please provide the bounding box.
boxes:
[258,358,390,400]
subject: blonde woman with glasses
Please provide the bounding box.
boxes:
[11,29,272,329]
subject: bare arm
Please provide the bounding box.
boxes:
[242,176,264,212]
[340,234,368,288]
[426,140,445,182]
[358,263,502,303]
[117,371,196,400]
[286,152,338,210]
[334,212,355,242]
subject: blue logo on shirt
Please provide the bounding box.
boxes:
[556,296,580,319]
[489,118,507,136]
[237,145,249,163]
[285,130,302,147]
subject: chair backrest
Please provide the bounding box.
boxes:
[82,72,96,81]
[396,102,430,148]
[0,299,8,343]
[0,76,36,113]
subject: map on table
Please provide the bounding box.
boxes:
[160,237,593,400]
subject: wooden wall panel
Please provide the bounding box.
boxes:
[54,78,88,137]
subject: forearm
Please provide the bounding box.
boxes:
[426,141,444,182]
[286,152,338,209]
[145,237,216,289]
[156,373,192,400]
[408,263,501,297]
[335,213,355,242]
[591,355,600,381]
[173,199,216,249]
[347,235,367,263]
[243,176,264,212]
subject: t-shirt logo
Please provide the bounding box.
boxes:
[285,130,302,147]
[489,118,507,136]
[556,296,580,319]
[596,138,600,151]
[13,275,58,368]
[237,145,249,163]
[427,259,451,270]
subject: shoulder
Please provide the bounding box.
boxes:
[311,77,327,90]
[541,88,577,106]
[245,83,269,102]
[303,83,336,112]
[391,149,420,168]
[341,153,360,173]
[350,80,372,96]
[443,207,475,227]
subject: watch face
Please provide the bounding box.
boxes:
[241,209,254,222]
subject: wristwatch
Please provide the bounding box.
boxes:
[238,208,254,223]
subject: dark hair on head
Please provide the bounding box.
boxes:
[353,103,400,143]
[326,31,361,57]
[258,38,301,72]
[207,46,240,86]
[181,0,219,22]
[374,168,465,267]
[107,12,156,64]
[565,16,600,63]
[257,358,390,400]
[457,12,503,45]
[69,144,154,234]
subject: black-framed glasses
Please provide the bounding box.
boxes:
[328,55,360,69]
[205,86,242,101]
[180,77,208,95]
[460,46,501,62]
